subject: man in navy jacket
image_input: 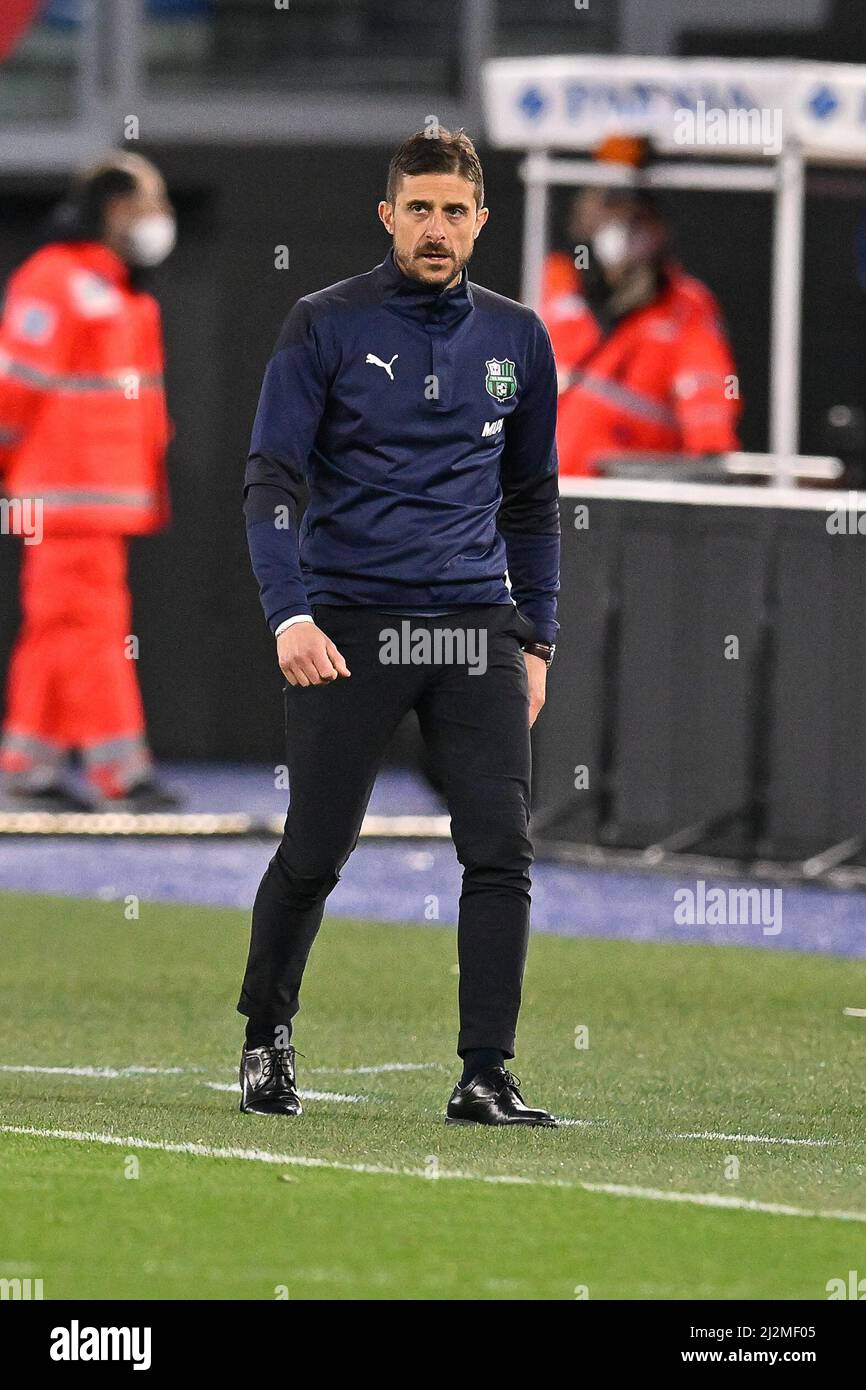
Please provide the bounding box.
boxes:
[237,128,561,1127]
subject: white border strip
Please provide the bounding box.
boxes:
[557,477,851,512]
[1,1125,862,1224]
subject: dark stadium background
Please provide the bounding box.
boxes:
[3,147,866,762]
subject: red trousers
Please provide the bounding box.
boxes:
[0,535,151,796]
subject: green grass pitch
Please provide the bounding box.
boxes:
[0,890,864,1300]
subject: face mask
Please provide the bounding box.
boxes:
[592,220,632,272]
[125,213,176,268]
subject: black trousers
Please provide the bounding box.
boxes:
[237,602,535,1058]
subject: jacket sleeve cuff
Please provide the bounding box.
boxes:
[274,613,315,638]
[269,605,313,635]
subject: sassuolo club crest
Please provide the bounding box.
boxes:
[485,358,517,401]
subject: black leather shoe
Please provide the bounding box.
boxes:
[239,1044,303,1116]
[445,1067,558,1127]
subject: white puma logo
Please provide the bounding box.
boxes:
[365,352,398,381]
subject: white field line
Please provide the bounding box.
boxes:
[0,1064,187,1078]
[580,1181,866,1223]
[1,1125,863,1225]
[0,1061,435,1079]
[203,1082,366,1104]
[675,1131,831,1147]
[0,1062,837,1148]
[307,1063,445,1075]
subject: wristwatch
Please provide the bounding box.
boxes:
[521,640,556,669]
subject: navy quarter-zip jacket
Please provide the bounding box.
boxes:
[244,249,561,645]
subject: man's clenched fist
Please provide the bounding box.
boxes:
[277,623,351,687]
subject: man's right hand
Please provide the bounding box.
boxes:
[277,623,351,687]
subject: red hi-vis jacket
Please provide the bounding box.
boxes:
[540,252,740,476]
[0,241,170,535]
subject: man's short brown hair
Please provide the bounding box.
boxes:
[386,127,484,208]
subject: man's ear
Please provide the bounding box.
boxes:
[473,206,490,239]
[378,200,394,234]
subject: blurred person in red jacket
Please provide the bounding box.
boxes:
[540,136,741,476]
[0,152,177,808]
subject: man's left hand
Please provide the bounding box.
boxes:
[524,652,547,728]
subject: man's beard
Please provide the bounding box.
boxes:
[394,241,472,287]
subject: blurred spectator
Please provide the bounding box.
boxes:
[540,136,741,476]
[0,152,178,809]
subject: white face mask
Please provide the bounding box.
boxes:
[592,220,632,272]
[125,213,176,268]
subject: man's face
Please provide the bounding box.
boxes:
[567,190,667,287]
[568,188,609,246]
[378,172,488,289]
[104,165,173,251]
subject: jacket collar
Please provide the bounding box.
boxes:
[374,247,474,330]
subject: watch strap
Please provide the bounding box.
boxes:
[521,640,556,668]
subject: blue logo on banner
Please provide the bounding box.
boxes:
[809,85,839,120]
[518,86,547,120]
